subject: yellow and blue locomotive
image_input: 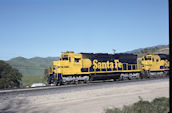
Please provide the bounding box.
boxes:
[140,54,169,77]
[47,52,169,85]
[47,51,141,85]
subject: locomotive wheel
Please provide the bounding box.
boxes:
[146,70,150,78]
[89,75,94,81]
[86,80,90,84]
[140,70,150,79]
[120,76,124,80]
[164,71,169,77]
[74,80,78,85]
[128,77,131,80]
[47,78,52,84]
[113,78,117,81]
[140,71,145,79]
[55,79,63,86]
[55,80,60,86]
[140,75,144,79]
[83,80,89,84]
[79,81,84,84]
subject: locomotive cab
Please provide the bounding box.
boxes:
[59,51,83,75]
[141,54,169,75]
[141,54,154,71]
[48,51,85,85]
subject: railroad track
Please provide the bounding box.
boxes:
[0,75,169,96]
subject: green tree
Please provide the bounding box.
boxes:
[0,60,22,89]
[44,68,48,81]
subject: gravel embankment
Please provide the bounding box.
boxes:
[0,78,169,113]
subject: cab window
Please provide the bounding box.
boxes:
[62,57,68,60]
[60,55,68,61]
[152,58,154,62]
[75,58,80,63]
[145,56,151,60]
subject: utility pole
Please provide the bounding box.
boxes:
[112,49,116,54]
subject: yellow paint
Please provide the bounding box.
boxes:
[141,54,169,72]
[93,59,122,70]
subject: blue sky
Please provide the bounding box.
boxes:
[0,0,169,60]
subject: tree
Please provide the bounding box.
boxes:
[0,60,23,89]
[44,68,48,81]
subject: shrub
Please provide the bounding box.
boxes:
[105,97,169,113]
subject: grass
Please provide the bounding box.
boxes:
[105,97,169,113]
[22,75,46,87]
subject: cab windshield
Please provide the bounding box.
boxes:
[144,56,151,60]
[60,55,68,61]
[62,57,68,60]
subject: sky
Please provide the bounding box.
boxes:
[0,0,169,60]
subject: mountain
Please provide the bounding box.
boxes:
[125,45,169,57]
[7,57,59,76]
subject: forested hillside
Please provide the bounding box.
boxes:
[126,45,169,57]
[7,57,58,76]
